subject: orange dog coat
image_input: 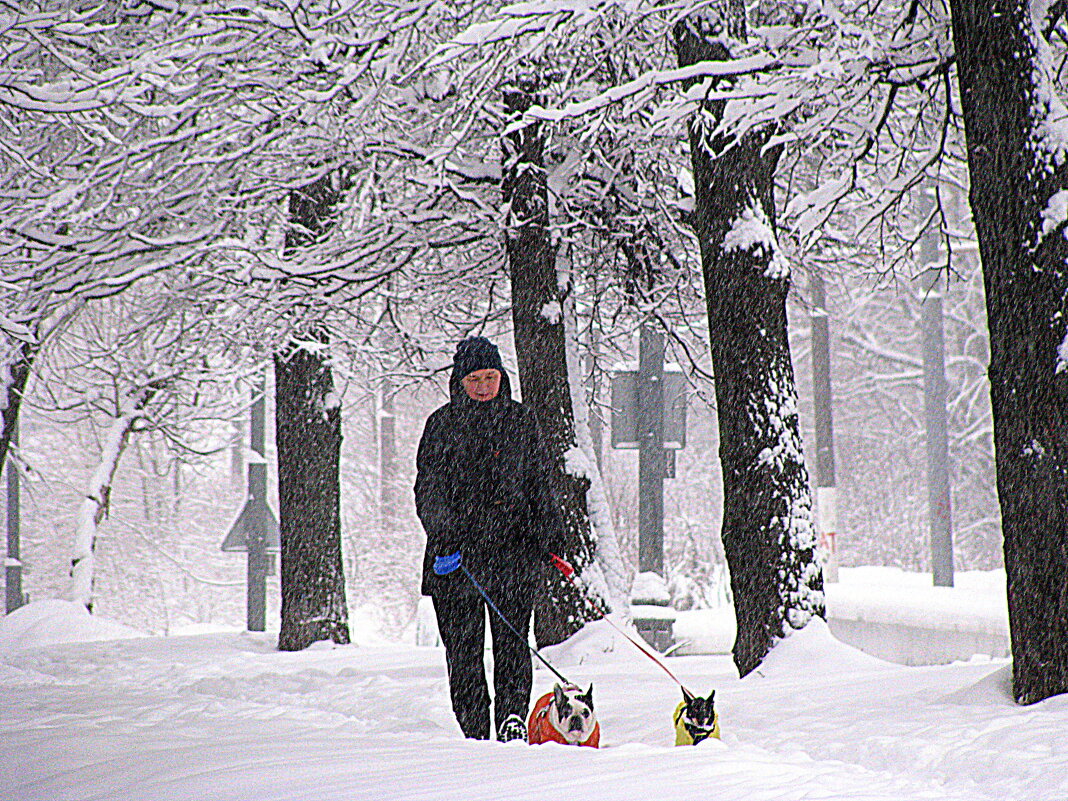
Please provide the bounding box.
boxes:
[527,690,600,747]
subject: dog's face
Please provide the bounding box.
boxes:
[680,689,717,744]
[548,683,597,745]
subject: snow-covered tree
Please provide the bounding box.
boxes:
[501,71,603,646]
[274,336,350,649]
[672,9,824,677]
[274,175,350,651]
[947,0,1068,704]
[25,281,249,611]
[0,0,423,468]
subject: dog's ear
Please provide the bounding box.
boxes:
[682,687,695,705]
[578,683,594,711]
[708,689,715,706]
[553,683,568,709]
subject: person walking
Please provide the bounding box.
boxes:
[415,336,564,742]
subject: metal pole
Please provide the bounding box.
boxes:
[230,421,243,493]
[810,273,839,582]
[586,329,603,471]
[6,419,24,613]
[247,373,268,631]
[918,182,953,587]
[380,379,397,532]
[637,325,665,576]
[922,270,954,587]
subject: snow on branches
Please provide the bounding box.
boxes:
[402,0,958,287]
[1,0,425,305]
[1028,0,1068,173]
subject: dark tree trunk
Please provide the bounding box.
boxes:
[675,15,824,678]
[502,75,602,648]
[275,337,350,651]
[275,175,350,652]
[0,342,34,470]
[948,0,1068,704]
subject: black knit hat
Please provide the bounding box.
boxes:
[452,336,505,380]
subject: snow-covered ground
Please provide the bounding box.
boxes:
[1,593,1066,801]
[824,567,1008,635]
[674,567,1011,664]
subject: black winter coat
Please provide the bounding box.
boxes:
[415,370,564,598]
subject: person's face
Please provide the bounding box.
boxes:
[462,368,501,402]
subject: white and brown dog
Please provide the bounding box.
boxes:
[527,683,600,748]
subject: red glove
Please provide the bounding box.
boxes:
[549,553,574,578]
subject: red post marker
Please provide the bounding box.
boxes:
[549,553,574,578]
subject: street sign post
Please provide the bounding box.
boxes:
[221,374,280,632]
[610,326,688,652]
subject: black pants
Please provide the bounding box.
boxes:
[432,587,534,740]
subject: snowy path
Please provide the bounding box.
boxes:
[1,607,1066,801]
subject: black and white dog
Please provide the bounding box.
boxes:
[674,688,720,745]
[528,683,600,747]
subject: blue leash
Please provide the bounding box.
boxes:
[458,564,573,686]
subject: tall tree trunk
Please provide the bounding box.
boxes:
[67,386,155,611]
[0,341,34,470]
[275,175,351,651]
[948,0,1068,704]
[502,74,603,647]
[675,13,824,678]
[275,337,350,650]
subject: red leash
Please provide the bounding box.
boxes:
[550,554,693,695]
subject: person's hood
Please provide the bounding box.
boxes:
[448,336,513,405]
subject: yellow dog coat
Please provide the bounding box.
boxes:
[674,700,720,745]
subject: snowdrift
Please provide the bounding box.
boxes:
[0,599,144,651]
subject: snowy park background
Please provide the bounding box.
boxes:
[0,251,1025,799]
[6,0,1068,797]
[1,303,1042,800]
